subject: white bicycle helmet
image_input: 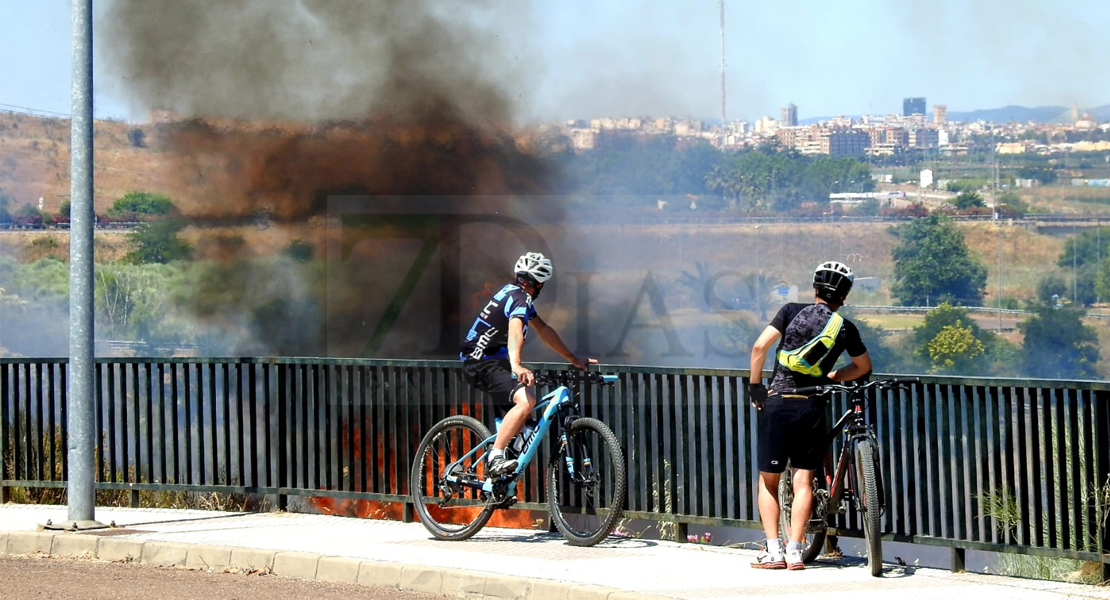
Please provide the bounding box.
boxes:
[514,251,553,283]
[813,260,854,300]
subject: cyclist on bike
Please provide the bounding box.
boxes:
[747,260,872,570]
[460,251,595,476]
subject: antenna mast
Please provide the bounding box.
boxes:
[719,0,727,125]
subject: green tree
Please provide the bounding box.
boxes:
[1036,274,1068,303]
[890,215,988,306]
[283,239,314,262]
[1058,228,1110,269]
[108,191,176,219]
[1097,256,1110,302]
[0,257,71,356]
[677,261,715,313]
[1015,165,1057,184]
[0,193,13,223]
[927,323,986,374]
[953,191,984,210]
[743,271,776,321]
[798,156,873,203]
[993,191,1028,217]
[125,219,193,264]
[95,262,188,342]
[722,148,804,212]
[1056,228,1109,306]
[15,203,48,226]
[1019,302,1100,380]
[907,303,993,375]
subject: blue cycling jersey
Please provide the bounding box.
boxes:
[460,283,537,361]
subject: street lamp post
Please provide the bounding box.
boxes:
[46,0,106,532]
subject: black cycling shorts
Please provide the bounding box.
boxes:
[461,358,522,413]
[757,395,826,473]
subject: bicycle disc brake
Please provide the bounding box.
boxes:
[436,465,468,507]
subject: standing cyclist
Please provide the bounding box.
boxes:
[748,260,872,570]
[460,251,595,476]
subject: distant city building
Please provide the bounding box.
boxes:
[754,116,778,135]
[674,120,704,136]
[933,104,947,125]
[909,128,940,148]
[780,103,798,127]
[822,128,870,156]
[567,127,599,151]
[903,97,926,116]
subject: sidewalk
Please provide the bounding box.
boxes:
[1,504,1107,600]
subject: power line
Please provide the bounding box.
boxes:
[0,102,70,117]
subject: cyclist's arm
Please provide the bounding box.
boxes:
[508,317,533,385]
[749,325,781,383]
[531,314,593,371]
[828,351,872,382]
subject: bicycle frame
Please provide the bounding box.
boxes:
[442,374,619,496]
[823,398,880,516]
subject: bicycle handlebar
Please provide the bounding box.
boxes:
[781,377,920,397]
[530,370,619,388]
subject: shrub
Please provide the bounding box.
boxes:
[108,191,176,219]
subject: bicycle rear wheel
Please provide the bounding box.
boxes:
[855,439,883,576]
[410,415,495,541]
[547,417,626,547]
[778,462,829,564]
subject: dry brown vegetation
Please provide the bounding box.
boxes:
[4,111,1109,375]
[0,111,1092,307]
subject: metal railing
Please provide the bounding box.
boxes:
[2,357,1108,571]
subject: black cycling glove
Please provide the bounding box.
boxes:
[748,382,768,409]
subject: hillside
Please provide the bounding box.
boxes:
[0,111,167,215]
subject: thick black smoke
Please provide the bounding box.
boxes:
[95,0,564,358]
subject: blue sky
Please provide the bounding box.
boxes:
[2,0,1108,124]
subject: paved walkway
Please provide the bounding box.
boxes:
[1,504,1108,600]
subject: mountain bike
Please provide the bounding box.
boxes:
[410,369,626,547]
[777,377,919,577]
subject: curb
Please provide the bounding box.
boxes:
[0,530,676,600]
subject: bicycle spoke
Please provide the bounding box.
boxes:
[411,416,495,541]
[548,417,626,547]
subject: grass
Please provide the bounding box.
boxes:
[3,426,267,512]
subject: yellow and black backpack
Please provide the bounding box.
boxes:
[776,310,844,376]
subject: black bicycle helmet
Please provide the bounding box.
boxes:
[813,260,854,302]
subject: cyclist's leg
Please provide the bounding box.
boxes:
[756,399,790,541]
[464,359,532,451]
[787,468,815,542]
[757,470,783,541]
[494,384,536,450]
[786,399,826,542]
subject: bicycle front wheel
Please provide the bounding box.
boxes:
[547,417,627,547]
[778,462,829,564]
[855,439,883,576]
[411,415,495,541]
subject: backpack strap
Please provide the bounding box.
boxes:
[776,310,844,376]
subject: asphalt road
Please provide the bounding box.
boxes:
[0,555,449,600]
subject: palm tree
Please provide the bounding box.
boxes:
[744,271,777,321]
[678,262,715,313]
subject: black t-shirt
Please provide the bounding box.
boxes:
[768,302,867,392]
[459,283,538,361]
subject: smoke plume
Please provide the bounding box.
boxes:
[92,0,569,358]
[99,0,555,220]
